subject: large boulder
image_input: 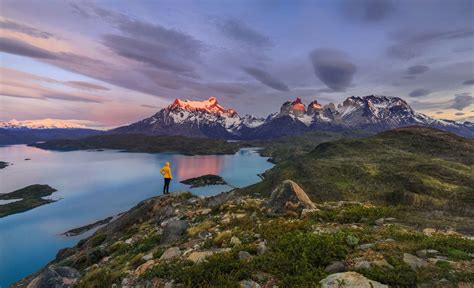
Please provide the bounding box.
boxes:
[267,180,316,214]
[319,272,388,288]
[160,220,189,244]
[27,267,80,288]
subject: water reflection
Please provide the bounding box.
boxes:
[172,155,225,180]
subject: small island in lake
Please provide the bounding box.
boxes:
[0,184,58,218]
[180,174,229,188]
[62,216,113,237]
[0,161,9,169]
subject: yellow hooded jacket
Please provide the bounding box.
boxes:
[160,163,173,179]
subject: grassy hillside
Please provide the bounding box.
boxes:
[244,126,474,215]
[247,130,372,163]
[31,134,241,155]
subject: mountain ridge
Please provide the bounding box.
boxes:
[111,95,473,139]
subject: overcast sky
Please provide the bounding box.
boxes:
[1,0,473,128]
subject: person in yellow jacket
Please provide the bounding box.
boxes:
[160,162,173,194]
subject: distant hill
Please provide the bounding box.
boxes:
[0,128,101,145]
[30,134,241,155]
[245,126,474,215]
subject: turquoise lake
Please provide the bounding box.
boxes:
[0,145,273,287]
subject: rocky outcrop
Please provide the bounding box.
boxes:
[160,220,189,244]
[319,272,388,288]
[267,180,316,214]
[26,267,80,288]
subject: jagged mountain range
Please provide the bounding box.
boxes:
[111,95,474,139]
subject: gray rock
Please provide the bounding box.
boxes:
[27,267,80,288]
[353,259,371,269]
[267,180,316,214]
[358,243,375,250]
[416,249,439,258]
[230,236,242,246]
[142,253,153,261]
[160,247,181,260]
[160,220,188,244]
[320,272,388,288]
[239,251,252,260]
[403,253,428,270]
[324,261,346,273]
[198,230,211,239]
[53,267,80,279]
[239,280,261,288]
[375,218,385,226]
[256,241,267,255]
[384,217,397,223]
[155,205,176,224]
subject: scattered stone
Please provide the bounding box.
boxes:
[384,217,397,223]
[324,261,346,273]
[240,279,261,288]
[187,248,230,263]
[140,253,153,261]
[198,230,211,239]
[375,218,385,226]
[267,180,316,214]
[239,251,252,260]
[416,249,439,258]
[197,208,212,215]
[358,243,375,250]
[230,236,242,246]
[435,255,448,261]
[319,272,388,288]
[403,253,428,270]
[164,280,175,288]
[372,259,394,269]
[160,220,188,244]
[135,260,156,276]
[160,247,181,260]
[353,258,371,270]
[256,241,267,255]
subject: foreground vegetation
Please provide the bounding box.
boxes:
[0,184,57,218]
[18,190,473,288]
[31,134,241,155]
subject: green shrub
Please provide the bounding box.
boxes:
[89,233,107,247]
[254,231,350,286]
[76,268,121,288]
[144,253,249,287]
[357,254,416,287]
[129,234,161,254]
[447,248,470,260]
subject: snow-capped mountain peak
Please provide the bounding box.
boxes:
[112,97,263,138]
[0,119,87,129]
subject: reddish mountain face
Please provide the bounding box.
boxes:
[168,97,237,116]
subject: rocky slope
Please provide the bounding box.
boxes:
[15,181,474,287]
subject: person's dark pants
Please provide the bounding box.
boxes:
[163,178,171,194]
